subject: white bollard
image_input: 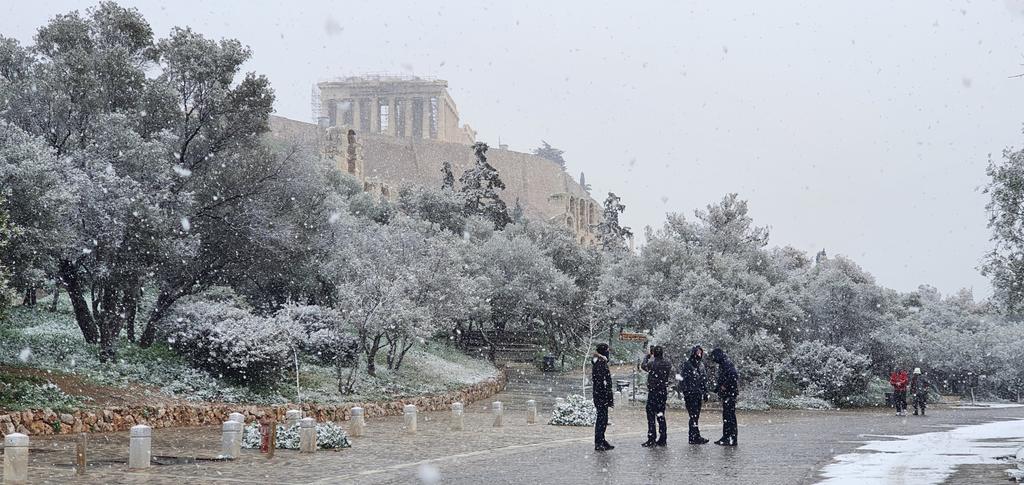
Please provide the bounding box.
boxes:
[299,417,317,453]
[526,399,538,424]
[451,402,464,431]
[349,407,365,437]
[492,401,504,427]
[220,421,242,459]
[403,404,418,434]
[3,433,29,484]
[285,409,302,428]
[128,425,152,469]
[228,412,246,425]
[555,397,565,409]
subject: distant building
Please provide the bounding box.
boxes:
[315,75,477,145]
[272,75,599,244]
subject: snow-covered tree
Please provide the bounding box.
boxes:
[982,142,1024,313]
[441,161,455,190]
[533,140,567,170]
[595,192,632,251]
[459,142,511,229]
[398,184,466,234]
[785,340,872,405]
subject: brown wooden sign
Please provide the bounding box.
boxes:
[618,331,649,342]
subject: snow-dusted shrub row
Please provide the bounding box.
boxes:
[167,298,294,385]
[549,394,596,426]
[241,422,351,450]
[785,341,871,406]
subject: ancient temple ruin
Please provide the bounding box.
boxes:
[273,76,599,244]
[315,75,477,145]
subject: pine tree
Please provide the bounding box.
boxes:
[596,192,632,251]
[459,142,512,229]
[533,140,567,170]
[579,172,591,193]
[441,161,455,190]
[511,198,525,223]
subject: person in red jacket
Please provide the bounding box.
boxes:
[889,369,909,416]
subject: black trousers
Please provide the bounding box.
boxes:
[683,393,703,441]
[721,395,737,443]
[913,393,927,414]
[646,390,667,443]
[894,391,907,412]
[595,404,609,445]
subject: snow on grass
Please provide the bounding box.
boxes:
[818,418,1024,484]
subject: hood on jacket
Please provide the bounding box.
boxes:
[689,345,704,363]
[710,348,729,365]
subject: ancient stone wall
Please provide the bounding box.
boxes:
[0,369,506,437]
[269,115,600,244]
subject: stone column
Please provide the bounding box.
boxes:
[421,98,431,140]
[451,402,464,431]
[403,404,417,434]
[526,400,538,424]
[492,401,503,428]
[128,425,151,469]
[220,421,242,459]
[228,412,245,425]
[403,97,414,139]
[353,99,363,132]
[3,433,29,484]
[285,410,302,428]
[349,407,365,437]
[388,98,397,136]
[299,418,317,453]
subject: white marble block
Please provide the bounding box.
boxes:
[220,420,242,459]
[451,402,464,431]
[285,409,302,428]
[299,417,317,453]
[128,425,151,469]
[349,407,365,437]
[492,401,504,427]
[526,399,538,424]
[3,433,29,484]
[403,404,418,434]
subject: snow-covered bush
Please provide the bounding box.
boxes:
[166,296,296,385]
[549,394,596,426]
[241,422,351,449]
[0,375,81,412]
[275,304,358,367]
[785,340,871,406]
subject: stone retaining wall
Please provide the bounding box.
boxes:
[0,369,507,437]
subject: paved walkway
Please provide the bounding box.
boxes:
[4,369,1023,484]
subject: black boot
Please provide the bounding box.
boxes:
[602,441,615,450]
[641,440,657,447]
[690,437,709,444]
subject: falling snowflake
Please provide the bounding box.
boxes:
[173,165,192,177]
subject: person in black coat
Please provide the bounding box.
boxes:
[710,348,739,446]
[676,345,709,444]
[591,343,615,451]
[640,345,673,447]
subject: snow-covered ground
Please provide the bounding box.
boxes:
[951,402,1024,409]
[818,418,1024,484]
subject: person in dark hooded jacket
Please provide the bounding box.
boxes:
[591,343,615,451]
[640,345,672,447]
[676,345,709,444]
[710,348,739,446]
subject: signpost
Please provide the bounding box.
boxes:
[618,331,649,342]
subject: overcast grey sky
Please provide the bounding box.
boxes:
[5,0,1024,297]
